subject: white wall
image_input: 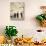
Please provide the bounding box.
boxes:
[0,0,46,40]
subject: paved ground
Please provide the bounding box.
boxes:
[14,43,46,46]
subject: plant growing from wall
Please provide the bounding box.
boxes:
[36,14,46,21]
[5,26,18,39]
[36,14,46,27]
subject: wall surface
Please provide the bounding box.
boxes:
[0,0,46,41]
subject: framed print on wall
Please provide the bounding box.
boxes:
[10,2,25,20]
